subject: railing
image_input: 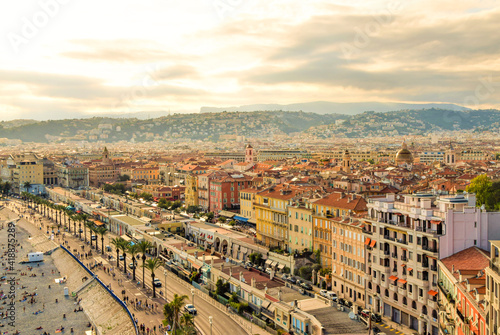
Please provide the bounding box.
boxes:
[60,245,139,335]
[430,265,437,271]
[401,255,408,261]
[385,236,396,242]
[422,245,438,253]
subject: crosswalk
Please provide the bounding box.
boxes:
[374,322,403,334]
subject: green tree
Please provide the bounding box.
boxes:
[166,294,189,334]
[137,240,153,288]
[179,313,196,335]
[111,237,126,270]
[23,181,31,192]
[118,239,130,274]
[143,257,162,298]
[95,226,108,255]
[118,174,130,181]
[466,174,492,208]
[206,212,214,221]
[127,243,140,281]
[215,279,229,296]
[186,205,200,213]
[485,181,500,211]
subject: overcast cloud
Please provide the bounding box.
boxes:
[0,0,499,120]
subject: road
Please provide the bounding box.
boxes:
[11,198,254,335]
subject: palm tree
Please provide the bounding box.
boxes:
[127,244,140,280]
[118,239,130,273]
[169,293,188,334]
[80,213,89,243]
[143,258,162,298]
[137,240,153,288]
[86,221,95,248]
[96,226,108,255]
[111,237,125,268]
[163,303,175,330]
[23,181,31,193]
[179,313,196,335]
[66,210,73,233]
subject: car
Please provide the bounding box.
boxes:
[91,235,97,241]
[128,262,136,269]
[296,279,302,285]
[245,261,253,268]
[319,289,329,297]
[371,313,382,323]
[184,304,197,315]
[300,283,313,290]
[257,266,264,272]
[265,268,272,275]
[372,326,381,334]
[153,279,162,287]
[281,273,290,280]
[326,291,338,301]
[287,276,297,284]
[359,309,370,318]
[119,255,124,261]
[338,298,353,308]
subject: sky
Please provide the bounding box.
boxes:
[1,0,500,120]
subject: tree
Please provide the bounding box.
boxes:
[485,181,500,211]
[140,192,153,202]
[118,174,130,182]
[80,214,89,242]
[158,198,172,209]
[167,294,189,334]
[248,252,263,266]
[186,205,200,214]
[143,258,162,298]
[215,279,229,296]
[137,240,153,288]
[179,313,196,335]
[111,237,126,270]
[85,221,95,248]
[23,181,31,192]
[466,174,492,208]
[206,212,214,221]
[95,226,108,255]
[127,243,140,281]
[118,239,130,274]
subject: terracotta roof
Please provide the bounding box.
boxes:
[441,247,490,278]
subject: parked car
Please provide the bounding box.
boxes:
[257,266,264,272]
[319,289,328,298]
[184,304,197,315]
[265,268,272,275]
[119,255,124,261]
[245,261,253,268]
[371,312,382,323]
[153,279,162,287]
[300,283,313,290]
[326,291,338,301]
[91,235,97,241]
[128,262,136,269]
[358,309,370,319]
[287,276,297,284]
[281,273,290,280]
[338,298,352,308]
[296,279,302,286]
[372,326,381,334]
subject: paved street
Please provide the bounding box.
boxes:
[10,198,261,335]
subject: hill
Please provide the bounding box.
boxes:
[0,109,498,143]
[200,101,468,115]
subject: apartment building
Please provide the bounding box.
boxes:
[209,173,252,213]
[287,202,314,254]
[239,187,259,220]
[439,247,489,335]
[2,153,44,193]
[57,163,89,189]
[331,217,367,312]
[486,241,500,335]
[184,174,199,207]
[365,193,442,334]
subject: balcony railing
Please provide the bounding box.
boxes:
[422,245,438,253]
[401,255,408,261]
[430,265,437,271]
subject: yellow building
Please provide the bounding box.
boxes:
[255,185,299,249]
[239,188,258,220]
[5,153,43,193]
[184,174,199,207]
[288,204,313,254]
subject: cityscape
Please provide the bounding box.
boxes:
[1,1,500,335]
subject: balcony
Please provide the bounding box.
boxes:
[398,286,407,295]
[418,295,427,304]
[392,252,398,258]
[384,235,396,242]
[430,265,437,271]
[428,299,437,309]
[407,290,417,300]
[422,245,439,254]
[362,228,373,235]
[401,255,408,261]
[389,283,397,292]
[490,258,500,276]
[396,238,408,245]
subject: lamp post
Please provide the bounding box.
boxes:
[209,316,213,335]
[191,288,195,307]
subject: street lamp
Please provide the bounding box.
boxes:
[209,316,213,335]
[191,288,195,307]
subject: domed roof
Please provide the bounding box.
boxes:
[396,141,413,164]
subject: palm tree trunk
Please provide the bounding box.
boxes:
[101,237,104,255]
[152,273,156,298]
[123,253,127,274]
[142,256,146,288]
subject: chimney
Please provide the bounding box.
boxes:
[229,266,233,278]
[239,271,243,282]
[202,254,206,264]
[211,257,214,267]
[252,277,256,288]
[452,265,455,274]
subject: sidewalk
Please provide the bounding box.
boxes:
[9,201,166,335]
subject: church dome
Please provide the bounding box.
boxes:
[395,141,413,164]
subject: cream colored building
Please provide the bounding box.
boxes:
[288,204,313,253]
[4,153,43,193]
[486,241,500,335]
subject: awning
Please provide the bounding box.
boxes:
[401,264,406,267]
[369,240,376,248]
[407,267,413,272]
[265,259,272,266]
[389,275,398,281]
[233,216,248,222]
[428,290,438,297]
[218,210,236,218]
[364,238,371,245]
[398,279,407,284]
[277,264,285,270]
[121,235,131,242]
[94,220,105,226]
[430,220,442,224]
